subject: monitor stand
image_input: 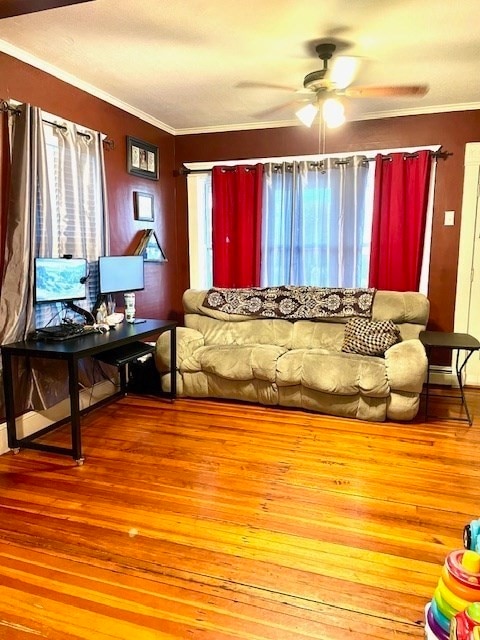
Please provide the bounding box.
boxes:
[65,301,95,325]
[92,294,106,316]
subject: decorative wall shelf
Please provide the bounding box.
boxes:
[133,229,167,263]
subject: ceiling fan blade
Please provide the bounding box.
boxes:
[344,85,429,98]
[236,81,297,92]
[330,56,361,90]
[253,100,306,119]
[0,0,95,19]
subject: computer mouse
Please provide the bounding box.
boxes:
[94,323,110,333]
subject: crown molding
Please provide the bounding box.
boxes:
[0,39,176,135]
[174,119,300,135]
[2,39,479,137]
[175,102,480,135]
[358,102,480,121]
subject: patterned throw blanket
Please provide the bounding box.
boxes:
[202,286,376,320]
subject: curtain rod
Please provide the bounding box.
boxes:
[1,99,115,150]
[178,149,452,175]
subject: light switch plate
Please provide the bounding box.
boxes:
[444,210,455,226]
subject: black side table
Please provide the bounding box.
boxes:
[419,331,480,425]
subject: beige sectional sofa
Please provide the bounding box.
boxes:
[155,288,429,422]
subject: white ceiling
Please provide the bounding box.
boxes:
[1,0,480,135]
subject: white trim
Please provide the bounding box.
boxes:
[454,142,480,386]
[175,104,480,136]
[0,380,116,455]
[2,39,480,137]
[419,163,437,295]
[184,145,441,171]
[185,144,440,293]
[176,119,305,135]
[353,102,480,122]
[455,143,480,331]
[187,172,212,289]
[0,39,176,136]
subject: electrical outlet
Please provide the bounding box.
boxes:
[444,210,455,226]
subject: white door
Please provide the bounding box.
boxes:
[455,143,480,385]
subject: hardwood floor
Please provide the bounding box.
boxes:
[0,390,479,639]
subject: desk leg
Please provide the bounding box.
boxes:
[424,345,431,421]
[68,358,84,465]
[170,325,176,400]
[2,352,19,451]
[456,349,476,426]
[119,364,127,395]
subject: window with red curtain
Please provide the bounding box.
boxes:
[368,150,432,291]
[212,164,263,288]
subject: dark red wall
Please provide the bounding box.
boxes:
[0,52,181,322]
[175,113,480,331]
[2,50,480,332]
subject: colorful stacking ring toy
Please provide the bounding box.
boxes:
[450,603,480,639]
[430,597,450,633]
[427,604,449,640]
[429,550,480,638]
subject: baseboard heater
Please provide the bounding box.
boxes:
[429,364,457,387]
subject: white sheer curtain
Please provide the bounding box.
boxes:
[0,104,108,417]
[261,157,372,287]
[36,121,107,328]
[32,119,108,409]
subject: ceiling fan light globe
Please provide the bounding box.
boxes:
[325,113,346,128]
[323,98,346,128]
[330,56,361,90]
[296,103,319,127]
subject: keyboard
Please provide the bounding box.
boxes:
[35,323,91,341]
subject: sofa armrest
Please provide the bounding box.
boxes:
[155,326,204,372]
[384,339,427,393]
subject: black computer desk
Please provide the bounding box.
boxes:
[1,319,176,464]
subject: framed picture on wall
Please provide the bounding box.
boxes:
[127,136,159,180]
[133,191,154,221]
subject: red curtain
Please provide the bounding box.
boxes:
[212,164,263,288]
[368,150,432,291]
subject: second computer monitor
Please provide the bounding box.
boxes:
[99,255,145,294]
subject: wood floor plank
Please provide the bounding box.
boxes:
[1,390,479,638]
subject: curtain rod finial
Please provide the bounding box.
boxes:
[0,100,21,115]
[103,138,115,151]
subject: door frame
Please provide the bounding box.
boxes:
[454,142,480,385]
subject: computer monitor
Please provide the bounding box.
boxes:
[99,255,145,294]
[34,257,87,304]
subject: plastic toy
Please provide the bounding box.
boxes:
[427,550,480,639]
[464,520,480,554]
[450,603,480,639]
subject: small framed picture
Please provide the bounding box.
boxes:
[127,136,159,180]
[134,191,154,221]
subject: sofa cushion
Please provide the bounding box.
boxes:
[181,344,286,382]
[278,386,387,421]
[276,349,390,397]
[182,371,279,405]
[186,314,294,348]
[341,318,400,357]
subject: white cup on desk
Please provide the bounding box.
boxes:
[124,292,135,323]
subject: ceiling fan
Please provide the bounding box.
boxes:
[0,0,95,19]
[255,42,429,128]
